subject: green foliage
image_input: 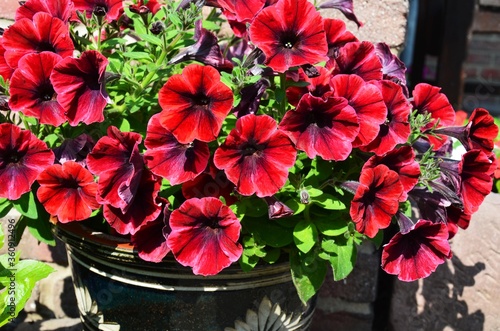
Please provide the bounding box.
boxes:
[290,248,327,304]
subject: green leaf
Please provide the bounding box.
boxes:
[284,198,306,215]
[26,217,56,246]
[313,193,346,210]
[137,33,163,46]
[0,258,54,327]
[0,199,12,219]
[293,220,318,254]
[12,191,38,219]
[329,235,357,281]
[239,254,259,272]
[0,227,3,250]
[242,217,293,248]
[262,248,281,264]
[314,217,348,236]
[290,248,327,304]
[13,217,28,247]
[122,51,153,60]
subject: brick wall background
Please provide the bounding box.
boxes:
[462,1,500,115]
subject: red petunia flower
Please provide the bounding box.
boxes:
[131,197,171,263]
[331,74,387,148]
[8,52,66,126]
[446,205,471,238]
[459,149,496,215]
[51,50,110,126]
[16,0,73,22]
[37,161,99,223]
[285,66,333,107]
[279,94,359,161]
[248,0,328,73]
[158,64,233,144]
[73,0,123,22]
[182,161,237,205]
[217,0,266,37]
[350,164,404,238]
[435,107,499,156]
[360,80,411,156]
[144,113,210,185]
[0,123,55,200]
[0,44,14,81]
[87,126,144,209]
[411,83,455,150]
[167,197,243,276]
[328,41,383,81]
[214,114,297,197]
[363,146,420,201]
[103,169,162,235]
[2,12,74,69]
[381,220,451,281]
[323,18,358,57]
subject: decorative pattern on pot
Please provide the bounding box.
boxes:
[225,296,310,331]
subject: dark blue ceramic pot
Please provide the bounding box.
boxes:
[55,222,316,331]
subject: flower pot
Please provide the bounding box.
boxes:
[55,222,316,331]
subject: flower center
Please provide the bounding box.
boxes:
[281,32,299,50]
[93,5,108,16]
[38,82,56,102]
[192,94,211,110]
[36,42,56,53]
[241,140,264,157]
[64,177,81,189]
[4,151,23,164]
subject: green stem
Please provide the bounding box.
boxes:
[133,32,184,98]
[278,72,288,118]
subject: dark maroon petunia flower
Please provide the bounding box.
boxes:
[158,64,233,144]
[167,197,243,275]
[8,52,66,126]
[36,161,99,223]
[103,169,162,235]
[350,164,403,238]
[411,83,455,150]
[381,220,451,281]
[73,0,123,22]
[362,146,420,201]
[248,0,328,73]
[360,80,411,156]
[131,197,171,263]
[375,42,407,85]
[129,0,161,15]
[214,114,297,197]
[264,196,294,219]
[328,41,383,81]
[2,12,74,69]
[217,0,266,37]
[0,44,14,81]
[16,0,73,22]
[434,107,499,156]
[233,78,270,117]
[144,113,210,185]
[458,149,496,215]
[53,133,94,165]
[182,161,237,205]
[286,66,333,107]
[168,20,233,72]
[331,74,387,148]
[0,123,55,200]
[87,126,144,209]
[279,94,359,161]
[51,50,110,126]
[323,18,358,57]
[319,0,362,28]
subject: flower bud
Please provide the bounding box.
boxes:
[300,189,310,204]
[150,21,165,35]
